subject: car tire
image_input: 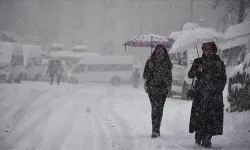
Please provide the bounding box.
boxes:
[111,76,121,86]
[68,77,79,84]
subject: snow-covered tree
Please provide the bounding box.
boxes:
[212,0,250,23]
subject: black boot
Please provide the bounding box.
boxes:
[151,127,160,139]
[151,132,160,138]
[195,131,203,145]
[201,134,212,148]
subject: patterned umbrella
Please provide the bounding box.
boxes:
[123,34,174,53]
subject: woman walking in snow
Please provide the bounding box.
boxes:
[188,42,227,148]
[143,44,172,138]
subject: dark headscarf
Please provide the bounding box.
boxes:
[150,44,172,68]
[202,41,218,53]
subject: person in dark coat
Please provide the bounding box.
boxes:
[47,60,64,85]
[143,44,172,138]
[188,42,227,148]
[132,68,140,88]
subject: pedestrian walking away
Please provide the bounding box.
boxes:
[47,60,64,85]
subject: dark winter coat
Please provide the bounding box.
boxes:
[47,60,64,76]
[143,56,172,95]
[188,54,227,136]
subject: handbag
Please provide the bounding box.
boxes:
[187,78,196,100]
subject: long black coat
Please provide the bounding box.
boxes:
[188,54,227,136]
[143,57,172,95]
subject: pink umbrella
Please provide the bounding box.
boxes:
[123,34,174,53]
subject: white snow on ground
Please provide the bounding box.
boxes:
[0,82,249,150]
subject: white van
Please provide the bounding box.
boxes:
[0,41,42,83]
[68,54,134,85]
[0,42,24,83]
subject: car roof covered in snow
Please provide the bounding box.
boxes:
[220,35,250,50]
[72,45,88,50]
[50,51,99,58]
[50,43,65,48]
[78,55,134,64]
[0,31,26,44]
[182,23,200,31]
[224,21,250,39]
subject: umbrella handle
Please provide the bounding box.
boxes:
[195,45,199,58]
[151,36,153,54]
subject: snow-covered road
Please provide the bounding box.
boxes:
[0,82,249,150]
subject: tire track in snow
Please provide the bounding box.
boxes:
[95,114,113,150]
[92,87,135,150]
[35,88,85,150]
[106,109,135,150]
[0,87,78,150]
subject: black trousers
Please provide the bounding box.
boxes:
[50,73,61,85]
[149,94,167,134]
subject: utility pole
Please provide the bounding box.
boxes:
[190,0,194,22]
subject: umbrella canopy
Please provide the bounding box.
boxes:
[169,27,225,54]
[123,34,174,52]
